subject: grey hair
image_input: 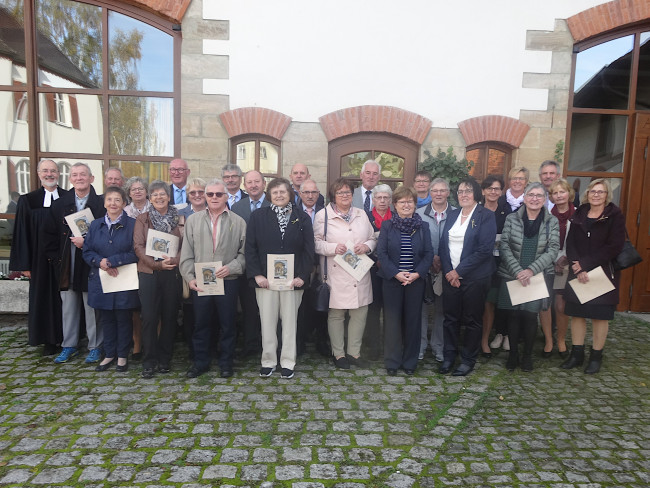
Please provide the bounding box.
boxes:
[524,182,547,199]
[300,179,318,192]
[186,177,207,190]
[221,164,242,177]
[124,176,149,199]
[104,166,124,178]
[429,177,450,191]
[37,159,57,171]
[361,159,382,175]
[71,161,92,176]
[205,178,227,191]
[148,179,171,198]
[372,184,392,198]
[539,160,560,175]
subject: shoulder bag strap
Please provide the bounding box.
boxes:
[323,207,328,281]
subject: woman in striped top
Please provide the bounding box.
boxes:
[376,186,433,376]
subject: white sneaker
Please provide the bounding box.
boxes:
[490,334,504,349]
[502,336,510,351]
[418,352,424,360]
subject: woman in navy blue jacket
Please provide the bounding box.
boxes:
[83,187,139,372]
[438,177,497,376]
[377,186,433,376]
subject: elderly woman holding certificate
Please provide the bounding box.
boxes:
[83,186,139,372]
[313,178,376,370]
[245,178,314,380]
[134,180,183,379]
[180,178,246,379]
[497,182,559,372]
[376,186,433,376]
[560,178,625,374]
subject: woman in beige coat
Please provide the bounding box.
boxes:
[313,178,377,369]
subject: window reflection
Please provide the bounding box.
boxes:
[109,11,173,92]
[112,161,170,188]
[39,93,103,153]
[0,3,25,69]
[259,142,279,175]
[568,113,626,173]
[341,152,371,177]
[36,0,102,88]
[573,35,633,109]
[635,32,650,110]
[236,141,256,172]
[109,96,173,156]
[1,92,29,151]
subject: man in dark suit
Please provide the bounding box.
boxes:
[296,179,329,356]
[169,158,191,206]
[290,163,324,208]
[43,163,106,364]
[9,159,68,355]
[6,191,19,214]
[352,160,381,212]
[222,164,248,209]
[232,170,269,356]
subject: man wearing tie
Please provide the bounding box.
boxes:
[169,159,191,206]
[222,164,247,208]
[232,170,268,356]
[352,160,381,212]
[10,159,69,356]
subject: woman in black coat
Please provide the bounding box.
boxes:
[561,178,625,374]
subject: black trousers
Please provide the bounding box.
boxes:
[363,265,383,357]
[442,276,489,367]
[139,270,181,369]
[507,310,537,359]
[382,277,425,371]
[238,275,262,354]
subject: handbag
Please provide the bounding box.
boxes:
[310,208,330,312]
[613,229,642,271]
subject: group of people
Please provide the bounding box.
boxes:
[9,157,625,379]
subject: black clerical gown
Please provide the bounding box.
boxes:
[9,187,68,346]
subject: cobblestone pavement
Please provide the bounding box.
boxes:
[0,313,648,487]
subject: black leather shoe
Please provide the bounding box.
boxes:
[481,351,493,359]
[131,352,142,361]
[42,343,59,356]
[404,369,415,376]
[439,362,453,374]
[220,369,233,378]
[116,361,128,372]
[451,364,474,376]
[386,368,397,376]
[186,366,206,378]
[95,358,115,372]
[158,365,171,374]
[141,367,155,379]
[542,350,553,358]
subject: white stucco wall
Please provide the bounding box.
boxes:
[202,0,609,125]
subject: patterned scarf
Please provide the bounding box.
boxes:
[392,212,423,235]
[331,204,353,223]
[271,202,293,238]
[506,188,524,212]
[149,204,180,233]
[551,203,575,249]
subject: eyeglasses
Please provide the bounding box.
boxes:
[414,179,430,184]
[301,191,319,196]
[526,193,545,200]
[485,187,502,192]
[189,190,205,196]
[457,189,473,195]
[511,177,527,182]
[130,187,145,193]
[589,189,607,196]
[205,192,226,198]
[222,175,240,180]
[431,189,448,194]
[169,168,187,174]
[374,195,390,200]
[150,192,168,198]
[335,191,352,196]
[396,200,414,206]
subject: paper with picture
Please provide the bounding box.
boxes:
[194,261,224,296]
[267,254,294,291]
[145,229,179,259]
[333,240,373,281]
[99,263,139,293]
[65,208,95,237]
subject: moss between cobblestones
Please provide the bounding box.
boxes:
[1,314,649,487]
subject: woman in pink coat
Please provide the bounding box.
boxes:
[314,178,377,369]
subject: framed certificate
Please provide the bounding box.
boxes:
[145,229,180,259]
[65,208,95,237]
[194,261,224,296]
[333,240,373,281]
[267,254,294,291]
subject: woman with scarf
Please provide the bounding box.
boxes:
[314,178,376,370]
[438,177,497,376]
[134,180,183,379]
[497,183,559,372]
[246,178,314,379]
[549,179,576,357]
[376,186,433,375]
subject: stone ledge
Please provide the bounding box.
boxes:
[0,281,29,314]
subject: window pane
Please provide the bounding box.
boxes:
[259,141,279,175]
[487,148,507,176]
[236,141,256,172]
[109,11,173,92]
[1,91,29,151]
[375,152,404,179]
[573,35,633,109]
[341,152,371,177]
[568,113,626,172]
[466,148,483,180]
[2,156,31,197]
[111,161,169,190]
[0,3,25,84]
[636,32,650,110]
[568,176,622,206]
[36,0,102,88]
[39,93,103,153]
[109,96,173,156]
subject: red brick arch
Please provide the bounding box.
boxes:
[119,0,191,23]
[568,0,650,43]
[219,108,293,140]
[457,115,530,148]
[318,106,432,145]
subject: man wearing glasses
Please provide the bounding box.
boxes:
[10,159,69,356]
[169,159,191,206]
[222,164,248,209]
[290,163,324,208]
